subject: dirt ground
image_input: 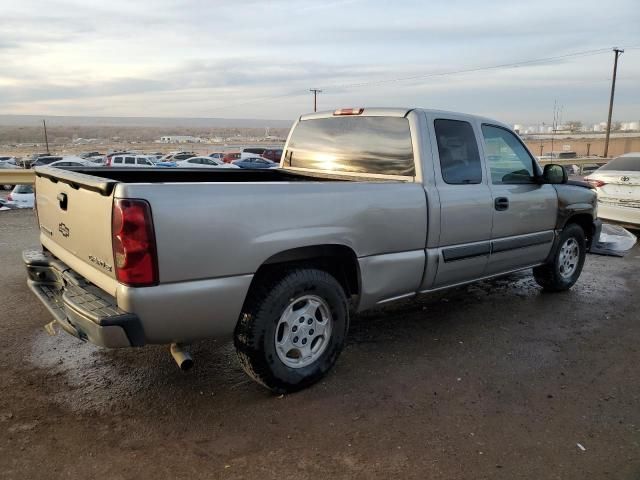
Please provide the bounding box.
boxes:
[0,208,638,479]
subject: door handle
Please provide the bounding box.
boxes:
[57,192,68,211]
[494,197,509,211]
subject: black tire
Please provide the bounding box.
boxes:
[533,223,586,292]
[234,268,349,393]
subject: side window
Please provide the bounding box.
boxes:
[481,125,535,184]
[125,157,135,165]
[434,119,482,184]
[114,157,122,163]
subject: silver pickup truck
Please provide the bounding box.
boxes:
[24,107,600,393]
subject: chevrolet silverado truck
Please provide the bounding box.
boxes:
[24,107,600,393]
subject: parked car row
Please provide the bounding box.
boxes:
[1,146,284,170]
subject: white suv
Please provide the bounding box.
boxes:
[108,155,155,167]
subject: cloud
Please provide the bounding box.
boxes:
[0,0,638,121]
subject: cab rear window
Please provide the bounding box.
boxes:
[286,116,415,176]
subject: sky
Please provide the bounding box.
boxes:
[0,0,639,124]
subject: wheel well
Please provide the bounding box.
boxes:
[255,245,360,297]
[565,213,595,245]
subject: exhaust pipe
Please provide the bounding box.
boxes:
[170,343,193,371]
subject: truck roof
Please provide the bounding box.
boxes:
[299,107,511,130]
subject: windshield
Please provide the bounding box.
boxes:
[286,116,414,176]
[599,156,640,172]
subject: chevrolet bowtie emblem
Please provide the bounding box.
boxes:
[58,223,70,238]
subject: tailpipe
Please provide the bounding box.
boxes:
[170,343,193,371]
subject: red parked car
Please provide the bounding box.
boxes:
[222,152,241,164]
[262,149,283,162]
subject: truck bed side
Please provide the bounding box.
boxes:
[117,180,428,309]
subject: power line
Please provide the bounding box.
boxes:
[204,45,639,114]
[321,47,616,91]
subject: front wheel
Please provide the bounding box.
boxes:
[234,268,349,393]
[533,224,586,292]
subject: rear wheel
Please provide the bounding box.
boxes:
[533,224,586,292]
[234,268,349,393]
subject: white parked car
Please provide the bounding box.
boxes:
[7,184,34,208]
[48,157,95,168]
[108,155,155,168]
[586,152,640,227]
[161,151,196,162]
[0,161,20,190]
[239,147,267,160]
[175,156,240,168]
[0,156,17,166]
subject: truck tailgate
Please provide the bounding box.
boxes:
[35,167,118,294]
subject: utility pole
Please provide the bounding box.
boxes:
[309,88,322,112]
[42,119,50,154]
[551,101,558,157]
[604,47,623,158]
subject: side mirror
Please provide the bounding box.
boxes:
[542,164,567,184]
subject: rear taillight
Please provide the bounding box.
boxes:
[106,157,112,166]
[587,179,606,188]
[112,199,158,287]
[7,193,12,201]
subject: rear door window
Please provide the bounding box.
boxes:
[125,157,135,165]
[434,119,483,184]
[287,116,414,176]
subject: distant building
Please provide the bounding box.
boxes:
[159,135,202,143]
[621,121,640,131]
[73,137,99,144]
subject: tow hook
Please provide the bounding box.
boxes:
[170,343,193,371]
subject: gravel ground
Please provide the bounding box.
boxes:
[1,208,639,479]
